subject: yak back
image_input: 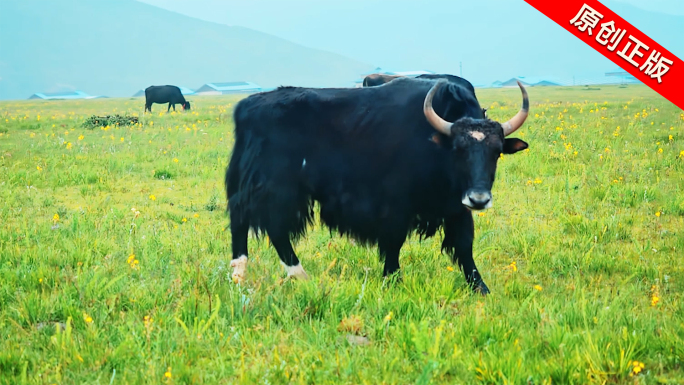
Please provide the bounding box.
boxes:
[416,74,476,95]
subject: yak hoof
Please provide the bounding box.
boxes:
[472,281,490,296]
[230,255,248,284]
[282,262,310,280]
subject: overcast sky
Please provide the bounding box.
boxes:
[134,0,682,84]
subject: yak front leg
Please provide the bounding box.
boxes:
[379,233,407,278]
[268,228,309,280]
[443,210,490,295]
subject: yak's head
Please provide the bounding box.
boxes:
[423,80,529,211]
[182,101,191,111]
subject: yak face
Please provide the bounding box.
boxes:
[449,118,528,211]
[182,101,191,111]
[422,79,530,211]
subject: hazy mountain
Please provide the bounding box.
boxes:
[0,0,374,100]
[137,0,684,86]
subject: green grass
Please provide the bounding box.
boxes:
[0,86,683,384]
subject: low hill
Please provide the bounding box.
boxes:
[0,0,373,100]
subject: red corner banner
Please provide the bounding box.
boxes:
[524,0,684,110]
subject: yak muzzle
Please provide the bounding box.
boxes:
[462,189,493,211]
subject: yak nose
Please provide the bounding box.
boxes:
[462,189,493,211]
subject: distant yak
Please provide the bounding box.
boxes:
[363,73,488,118]
[362,73,404,87]
[144,85,191,112]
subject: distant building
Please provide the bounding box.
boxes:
[194,82,262,95]
[500,78,532,87]
[132,86,196,97]
[605,70,641,85]
[532,80,561,86]
[499,77,560,87]
[28,90,103,100]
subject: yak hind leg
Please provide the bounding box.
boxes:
[229,211,250,284]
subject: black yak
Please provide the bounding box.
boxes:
[225,78,529,295]
[144,85,191,113]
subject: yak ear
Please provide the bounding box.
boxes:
[503,138,528,154]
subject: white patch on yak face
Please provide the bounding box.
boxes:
[281,261,310,280]
[230,255,248,284]
[469,131,486,141]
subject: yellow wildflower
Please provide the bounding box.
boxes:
[533,285,543,291]
[193,213,199,218]
[173,158,179,163]
[127,254,140,270]
[650,284,660,307]
[53,213,60,224]
[629,361,645,376]
[149,195,156,201]
[507,261,517,272]
[446,266,454,272]
[164,367,172,379]
[78,135,84,141]
[182,218,187,223]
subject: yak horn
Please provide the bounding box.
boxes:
[423,80,453,135]
[501,81,529,136]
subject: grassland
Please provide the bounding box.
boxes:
[0,85,683,385]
